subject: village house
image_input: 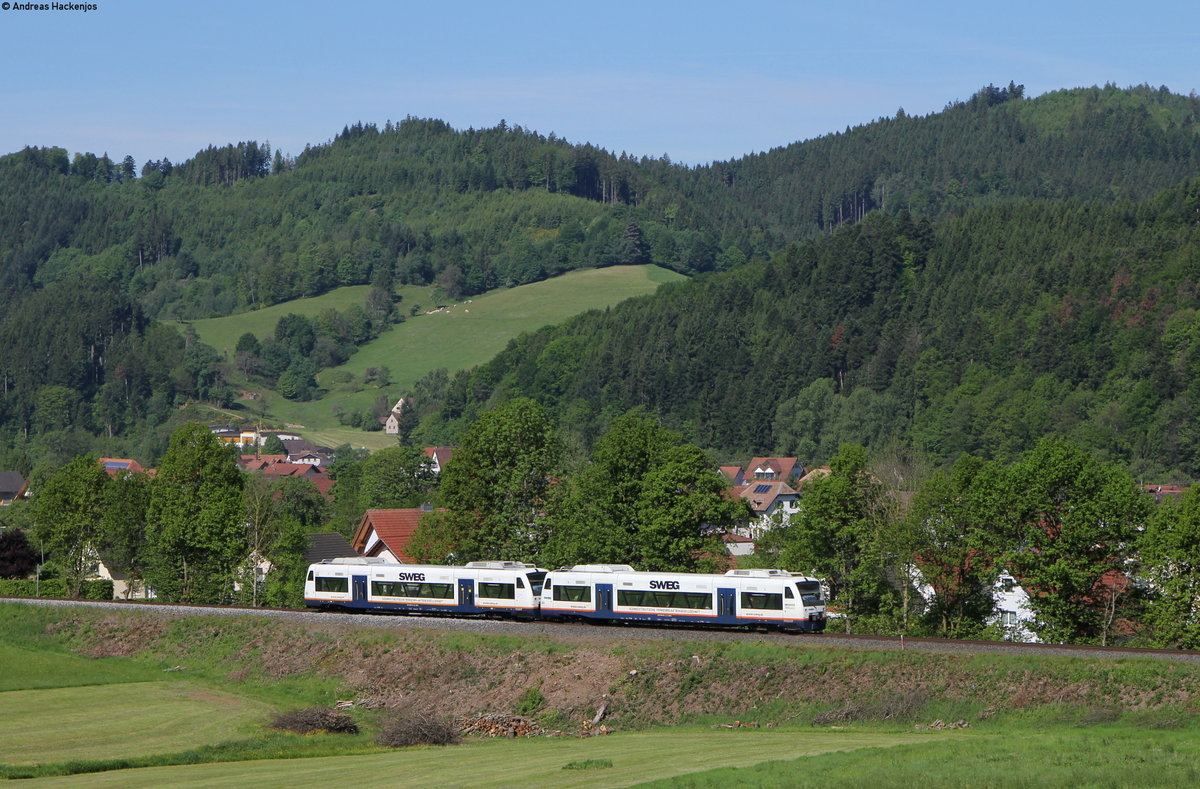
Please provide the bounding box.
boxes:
[0,471,29,505]
[351,507,444,562]
[237,454,336,498]
[422,446,455,474]
[719,457,807,538]
[382,397,410,434]
[735,480,801,537]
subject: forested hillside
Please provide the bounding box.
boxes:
[414,179,1200,479]
[2,83,1199,470]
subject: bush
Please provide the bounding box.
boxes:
[375,711,459,747]
[268,707,359,735]
[514,687,546,716]
[0,579,111,599]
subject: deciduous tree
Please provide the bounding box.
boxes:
[410,398,558,562]
[32,455,110,596]
[145,423,246,603]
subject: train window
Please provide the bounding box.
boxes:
[526,572,546,595]
[618,590,713,609]
[315,576,348,593]
[796,581,823,606]
[542,576,552,589]
[552,584,592,603]
[741,592,784,610]
[784,587,794,599]
[307,570,314,581]
[516,577,526,589]
[479,582,516,599]
[371,581,454,599]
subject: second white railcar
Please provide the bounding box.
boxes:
[541,565,826,632]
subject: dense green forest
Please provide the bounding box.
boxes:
[2,83,1200,471]
[412,179,1200,479]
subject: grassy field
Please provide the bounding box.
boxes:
[0,642,158,692]
[13,730,931,788]
[223,264,684,437]
[0,681,272,766]
[639,726,1200,788]
[6,603,1200,787]
[179,284,435,356]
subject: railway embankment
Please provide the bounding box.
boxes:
[11,602,1200,731]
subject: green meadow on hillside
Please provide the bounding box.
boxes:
[181,284,435,355]
[206,264,683,435]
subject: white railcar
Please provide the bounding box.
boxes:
[541,565,826,632]
[304,558,547,618]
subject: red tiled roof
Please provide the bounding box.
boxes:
[98,458,145,476]
[718,465,744,484]
[795,466,831,487]
[746,457,802,480]
[737,480,797,514]
[422,446,455,468]
[260,462,325,477]
[238,454,288,471]
[351,508,444,562]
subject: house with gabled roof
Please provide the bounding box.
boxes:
[382,397,410,434]
[422,446,455,474]
[351,508,445,563]
[98,458,146,478]
[238,454,336,498]
[745,457,803,483]
[734,480,801,537]
[0,471,29,505]
[718,465,745,486]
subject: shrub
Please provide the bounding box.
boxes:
[375,711,459,747]
[0,578,112,599]
[514,687,546,716]
[269,707,359,735]
[564,759,613,770]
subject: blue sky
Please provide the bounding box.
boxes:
[0,0,1196,166]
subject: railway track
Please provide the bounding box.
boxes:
[7,596,1200,664]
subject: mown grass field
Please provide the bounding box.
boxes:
[11,730,932,788]
[238,263,686,436]
[0,681,272,766]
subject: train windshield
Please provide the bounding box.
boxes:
[526,572,546,595]
[796,581,823,606]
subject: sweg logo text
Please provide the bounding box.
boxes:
[396,572,427,581]
[649,580,680,590]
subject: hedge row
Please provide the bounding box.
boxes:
[0,579,114,599]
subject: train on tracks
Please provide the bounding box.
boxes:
[304,558,827,633]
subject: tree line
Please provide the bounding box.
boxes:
[7,412,1200,648]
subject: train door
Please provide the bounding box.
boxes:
[352,575,368,604]
[717,588,736,621]
[458,578,475,611]
[595,583,613,615]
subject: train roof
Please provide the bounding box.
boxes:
[551,565,821,582]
